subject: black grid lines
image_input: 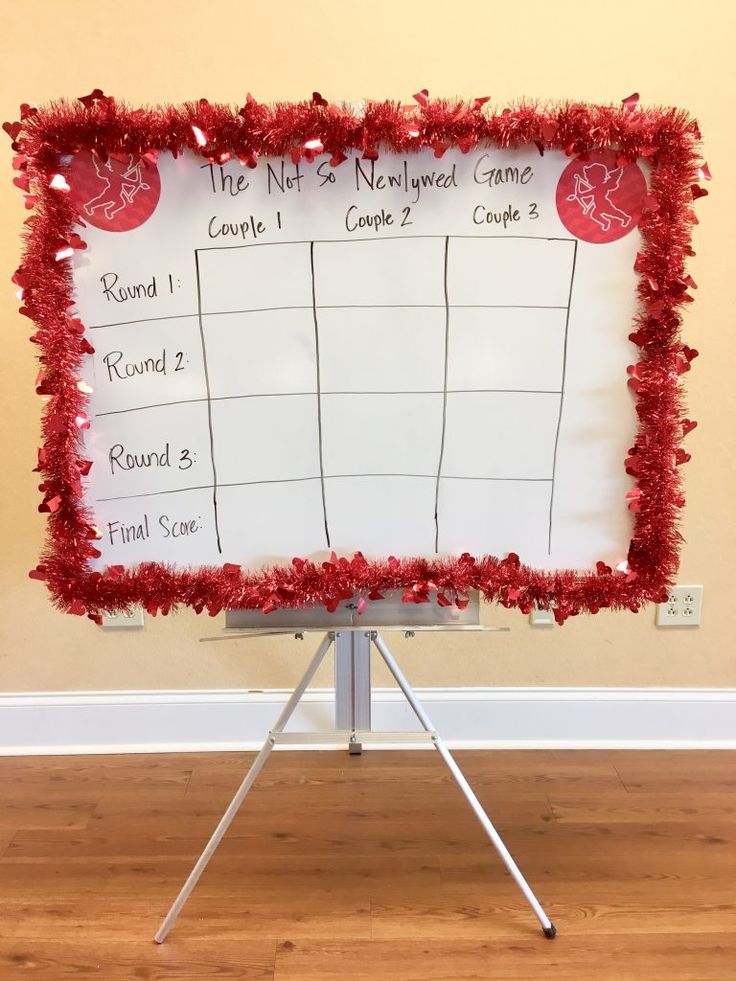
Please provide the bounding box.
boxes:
[92,234,577,557]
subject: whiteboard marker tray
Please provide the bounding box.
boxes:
[220,589,505,635]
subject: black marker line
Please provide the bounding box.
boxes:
[96,398,209,417]
[196,233,576,253]
[194,250,222,553]
[200,302,566,313]
[88,302,568,331]
[324,303,566,309]
[325,474,552,482]
[439,475,552,482]
[88,313,199,330]
[89,306,313,329]
[447,389,560,395]
[212,302,568,313]
[95,388,562,419]
[434,236,451,553]
[97,483,215,502]
[310,241,331,547]
[95,475,322,503]
[547,240,578,555]
[221,476,319,487]
[322,388,561,396]
[95,473,553,504]
[95,392,317,418]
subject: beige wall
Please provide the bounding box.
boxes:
[1,0,734,693]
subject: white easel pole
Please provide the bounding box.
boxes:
[154,632,334,944]
[371,631,556,939]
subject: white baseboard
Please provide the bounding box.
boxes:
[1,687,735,755]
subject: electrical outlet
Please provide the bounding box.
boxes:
[656,585,703,627]
[102,607,145,629]
[530,605,555,627]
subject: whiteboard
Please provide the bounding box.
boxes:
[70,145,645,574]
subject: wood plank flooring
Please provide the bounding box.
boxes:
[1,750,734,979]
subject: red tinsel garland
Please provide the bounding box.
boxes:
[5,90,706,625]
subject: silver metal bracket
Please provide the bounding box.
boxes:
[334,629,371,738]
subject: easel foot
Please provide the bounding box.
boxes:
[543,924,557,939]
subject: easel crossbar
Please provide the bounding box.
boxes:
[271,729,436,745]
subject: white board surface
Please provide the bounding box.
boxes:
[71,146,643,572]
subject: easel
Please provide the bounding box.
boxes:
[154,593,556,942]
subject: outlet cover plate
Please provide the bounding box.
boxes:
[530,605,555,627]
[101,607,145,629]
[656,585,703,627]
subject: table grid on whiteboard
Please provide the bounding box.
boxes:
[91,233,577,560]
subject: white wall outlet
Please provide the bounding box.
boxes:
[101,607,145,629]
[656,585,703,627]
[530,604,555,627]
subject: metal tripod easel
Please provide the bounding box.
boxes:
[154,610,556,943]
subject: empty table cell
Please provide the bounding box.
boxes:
[441,391,561,479]
[436,478,551,559]
[446,307,567,392]
[324,475,437,557]
[318,307,447,393]
[448,238,576,308]
[314,237,446,307]
[321,393,444,477]
[196,242,312,314]
[217,480,328,563]
[203,308,317,399]
[211,394,321,485]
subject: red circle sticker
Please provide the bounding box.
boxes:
[556,151,646,244]
[69,152,161,232]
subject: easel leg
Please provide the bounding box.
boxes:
[153,633,334,944]
[372,632,557,939]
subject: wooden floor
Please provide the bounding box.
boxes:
[1,750,735,979]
